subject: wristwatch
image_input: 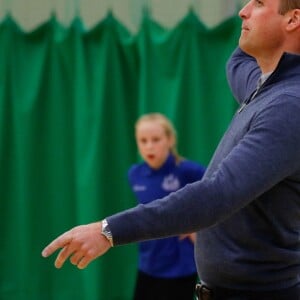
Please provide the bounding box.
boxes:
[101,219,114,246]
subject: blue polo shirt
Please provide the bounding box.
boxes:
[128,154,206,278]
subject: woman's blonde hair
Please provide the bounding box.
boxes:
[135,113,183,163]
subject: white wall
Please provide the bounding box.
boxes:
[0,0,247,31]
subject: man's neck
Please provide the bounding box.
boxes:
[253,45,287,73]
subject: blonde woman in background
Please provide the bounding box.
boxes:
[128,113,206,300]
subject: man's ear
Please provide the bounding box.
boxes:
[286,9,300,31]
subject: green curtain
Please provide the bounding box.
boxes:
[0,11,241,300]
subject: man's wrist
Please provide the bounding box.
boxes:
[101,219,114,247]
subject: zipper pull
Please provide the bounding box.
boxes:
[238,102,247,113]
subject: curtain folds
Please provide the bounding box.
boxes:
[0,12,240,300]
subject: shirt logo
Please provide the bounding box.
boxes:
[162,174,180,191]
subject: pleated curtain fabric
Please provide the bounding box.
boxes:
[0,12,240,300]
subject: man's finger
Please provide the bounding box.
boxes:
[77,256,91,269]
[54,244,75,268]
[41,231,72,258]
[70,251,83,265]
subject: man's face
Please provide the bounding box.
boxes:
[238,0,285,58]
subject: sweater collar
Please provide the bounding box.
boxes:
[268,52,300,84]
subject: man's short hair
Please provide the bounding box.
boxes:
[278,0,300,15]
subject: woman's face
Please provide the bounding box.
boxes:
[136,120,174,169]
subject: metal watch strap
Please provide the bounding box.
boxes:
[101,219,114,246]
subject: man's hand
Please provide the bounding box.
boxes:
[41,221,112,269]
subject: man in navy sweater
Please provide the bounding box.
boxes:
[42,0,300,298]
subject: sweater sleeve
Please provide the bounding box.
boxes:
[226,47,261,104]
[107,95,300,246]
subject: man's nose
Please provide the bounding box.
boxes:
[239,1,251,19]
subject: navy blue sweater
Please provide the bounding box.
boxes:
[107,48,300,291]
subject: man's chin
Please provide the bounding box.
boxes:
[239,40,253,56]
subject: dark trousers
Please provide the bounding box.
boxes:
[195,282,300,300]
[133,270,198,300]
